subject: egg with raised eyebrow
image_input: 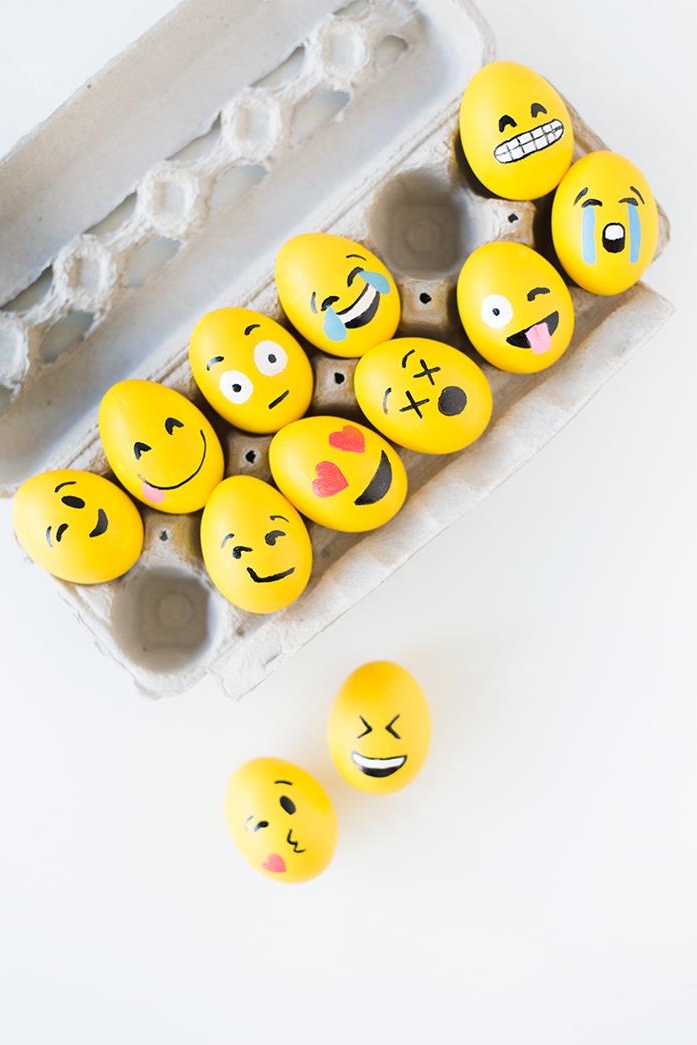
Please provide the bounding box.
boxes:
[12,468,144,584]
[200,475,312,614]
[189,307,314,433]
[275,232,400,357]
[98,379,224,514]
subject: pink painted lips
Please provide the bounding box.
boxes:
[262,853,287,874]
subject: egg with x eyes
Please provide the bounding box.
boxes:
[275,232,400,357]
[269,416,407,533]
[354,336,493,454]
[328,661,431,794]
[12,468,144,584]
[189,307,314,433]
[456,241,574,373]
[200,475,312,614]
[225,757,337,883]
[99,380,224,514]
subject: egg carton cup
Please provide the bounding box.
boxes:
[0,0,672,698]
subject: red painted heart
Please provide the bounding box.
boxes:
[312,461,348,498]
[262,853,286,873]
[329,424,365,454]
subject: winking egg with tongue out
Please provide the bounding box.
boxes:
[456,241,574,374]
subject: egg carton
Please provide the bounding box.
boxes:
[0,0,672,698]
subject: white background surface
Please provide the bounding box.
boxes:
[0,1,695,1043]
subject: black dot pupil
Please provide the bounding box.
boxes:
[493,307,500,316]
[280,796,296,815]
[232,383,242,393]
[268,354,277,364]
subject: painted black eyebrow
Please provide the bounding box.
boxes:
[573,187,589,205]
[244,323,260,336]
[269,515,289,523]
[220,532,235,548]
[527,286,550,301]
[401,348,415,368]
[345,253,367,260]
[630,185,645,204]
[54,480,76,493]
[206,355,224,370]
[274,779,293,785]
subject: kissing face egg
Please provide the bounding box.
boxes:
[225,757,338,883]
[275,233,400,357]
[269,416,407,533]
[327,661,431,794]
[551,150,659,295]
[98,380,224,514]
[354,336,493,454]
[200,475,312,614]
[189,308,314,433]
[459,60,573,201]
[456,241,575,373]
[12,469,143,585]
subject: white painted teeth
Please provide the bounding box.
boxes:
[494,119,564,164]
[351,751,406,770]
[338,282,378,323]
[605,224,624,240]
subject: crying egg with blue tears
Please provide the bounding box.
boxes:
[275,232,400,357]
[551,151,658,295]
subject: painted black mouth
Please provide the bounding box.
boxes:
[247,565,296,584]
[88,508,109,538]
[350,751,408,777]
[506,311,559,348]
[268,389,290,410]
[354,450,392,506]
[138,430,207,490]
[602,222,626,253]
[339,283,381,329]
[286,830,306,853]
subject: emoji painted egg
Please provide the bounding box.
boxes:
[225,757,337,883]
[200,475,312,614]
[551,150,659,296]
[328,661,430,794]
[189,307,314,433]
[354,336,493,454]
[98,380,224,514]
[456,241,575,373]
[275,233,400,357]
[459,60,574,201]
[12,469,144,585]
[269,416,407,533]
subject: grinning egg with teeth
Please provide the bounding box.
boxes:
[456,241,575,374]
[275,232,401,358]
[459,60,574,200]
[328,661,431,794]
[551,150,659,295]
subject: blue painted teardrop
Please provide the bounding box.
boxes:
[361,270,391,294]
[627,202,641,264]
[581,206,596,264]
[323,307,347,342]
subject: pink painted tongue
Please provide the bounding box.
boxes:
[262,853,286,873]
[527,321,552,355]
[141,481,165,504]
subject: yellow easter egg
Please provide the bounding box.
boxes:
[225,757,337,883]
[354,336,493,454]
[275,233,400,357]
[327,661,431,794]
[200,475,312,614]
[459,60,574,200]
[551,150,659,295]
[98,380,224,514]
[456,241,575,373]
[12,469,143,584]
[189,307,314,433]
[269,416,407,533]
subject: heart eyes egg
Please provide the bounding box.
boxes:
[269,416,407,533]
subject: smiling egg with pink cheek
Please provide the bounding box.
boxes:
[98,380,225,514]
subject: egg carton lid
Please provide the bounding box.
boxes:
[0,0,497,493]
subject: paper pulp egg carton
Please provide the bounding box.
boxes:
[0,0,671,698]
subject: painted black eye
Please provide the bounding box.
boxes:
[253,820,269,831]
[357,715,372,739]
[61,495,85,509]
[265,529,286,546]
[386,715,401,739]
[165,416,184,435]
[134,441,151,460]
[279,796,296,815]
[232,545,252,559]
[55,523,68,543]
[498,114,516,133]
[530,102,547,118]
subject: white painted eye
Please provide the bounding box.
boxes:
[254,340,288,376]
[220,369,254,404]
[481,294,513,329]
